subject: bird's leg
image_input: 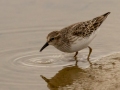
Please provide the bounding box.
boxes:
[74,51,78,61]
[87,46,92,65]
[75,59,78,66]
[74,51,78,58]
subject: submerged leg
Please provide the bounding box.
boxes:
[75,59,78,66]
[87,46,92,65]
[74,51,78,61]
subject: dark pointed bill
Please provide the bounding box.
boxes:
[40,42,49,52]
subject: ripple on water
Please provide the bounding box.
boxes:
[0,48,94,69]
[13,52,87,68]
[14,53,92,68]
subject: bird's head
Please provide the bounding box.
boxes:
[40,31,60,52]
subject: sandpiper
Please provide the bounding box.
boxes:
[40,12,110,63]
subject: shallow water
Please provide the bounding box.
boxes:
[0,0,120,90]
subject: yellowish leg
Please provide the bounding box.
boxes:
[87,46,92,65]
[74,51,78,62]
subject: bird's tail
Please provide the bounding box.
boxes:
[92,12,111,28]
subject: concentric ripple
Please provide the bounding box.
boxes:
[11,49,82,67]
[9,49,89,68]
[13,53,85,67]
[13,53,66,67]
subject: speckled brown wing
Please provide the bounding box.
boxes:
[71,12,110,38]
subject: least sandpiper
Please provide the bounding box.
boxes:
[40,12,110,63]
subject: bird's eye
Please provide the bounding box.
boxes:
[50,38,54,41]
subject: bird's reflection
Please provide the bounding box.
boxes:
[40,60,91,90]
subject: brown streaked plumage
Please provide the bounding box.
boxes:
[40,12,110,65]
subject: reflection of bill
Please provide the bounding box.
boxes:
[40,62,89,90]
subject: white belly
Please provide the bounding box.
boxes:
[70,28,100,52]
